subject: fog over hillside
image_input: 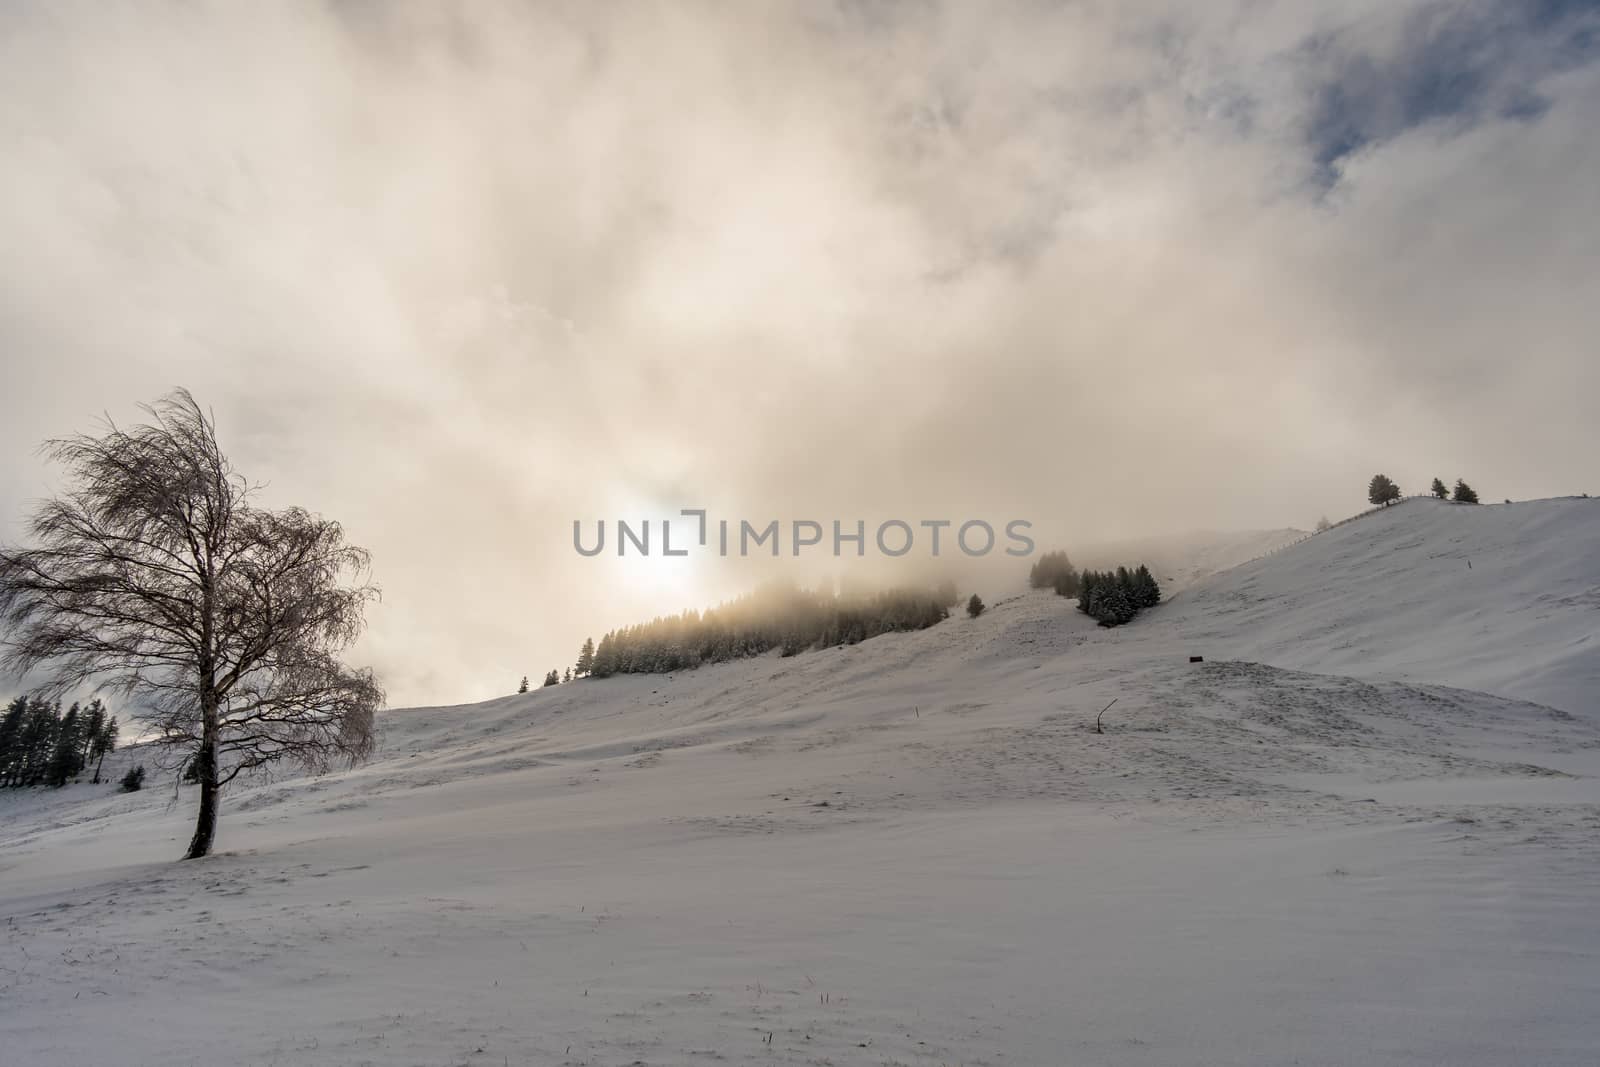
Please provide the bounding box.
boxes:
[2,1,1598,704]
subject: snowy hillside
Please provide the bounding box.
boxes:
[1076,525,1309,593]
[1161,495,1600,718]
[2,498,1599,1065]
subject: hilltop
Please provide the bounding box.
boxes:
[1163,495,1600,717]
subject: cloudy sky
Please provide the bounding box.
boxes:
[2,1,1597,707]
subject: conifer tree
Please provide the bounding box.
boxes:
[1092,580,1136,626]
[1029,551,1078,593]
[575,637,596,677]
[47,702,85,786]
[1368,474,1402,506]
[518,676,529,694]
[563,668,572,683]
[591,634,616,678]
[1077,571,1100,615]
[89,715,118,784]
[1133,564,1161,608]
[17,696,60,787]
[574,583,955,678]
[0,696,24,787]
[967,593,985,618]
[1070,566,1158,623]
[543,669,560,687]
[1453,479,1480,504]
[81,699,106,766]
[1431,477,1449,499]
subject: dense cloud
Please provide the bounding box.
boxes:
[2,1,1596,705]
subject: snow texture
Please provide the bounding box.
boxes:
[2,496,1598,1065]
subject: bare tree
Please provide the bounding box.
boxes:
[0,390,381,858]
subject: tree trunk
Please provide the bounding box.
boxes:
[92,750,105,784]
[185,694,219,860]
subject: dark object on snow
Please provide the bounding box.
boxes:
[120,764,145,792]
[1189,655,1204,663]
[1095,699,1118,735]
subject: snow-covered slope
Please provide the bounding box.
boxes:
[3,498,1599,1065]
[1159,496,1600,717]
[1078,524,1309,593]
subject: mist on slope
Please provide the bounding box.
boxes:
[2,2,1597,704]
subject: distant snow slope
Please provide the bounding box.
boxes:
[3,497,1598,1065]
[1159,496,1600,718]
[1078,525,1308,593]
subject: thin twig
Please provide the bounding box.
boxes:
[1095,698,1118,734]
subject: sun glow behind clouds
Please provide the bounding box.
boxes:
[613,546,705,608]
[3,1,1599,705]
[577,497,721,623]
